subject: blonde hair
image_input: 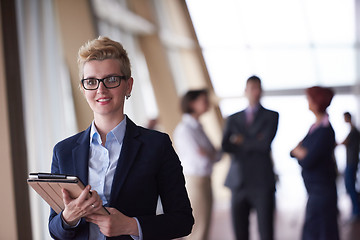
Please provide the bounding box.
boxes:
[77,36,131,80]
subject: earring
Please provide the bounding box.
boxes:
[126,94,131,100]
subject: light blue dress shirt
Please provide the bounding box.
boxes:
[88,118,124,240]
[88,117,142,240]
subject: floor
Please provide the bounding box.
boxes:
[208,201,360,240]
[208,181,360,240]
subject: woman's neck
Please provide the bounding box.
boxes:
[314,112,326,123]
[94,113,125,143]
[191,112,201,120]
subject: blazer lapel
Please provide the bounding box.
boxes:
[235,111,247,131]
[72,127,91,185]
[109,118,141,204]
[248,106,265,135]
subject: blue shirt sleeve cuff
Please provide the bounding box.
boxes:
[131,217,143,240]
[60,211,81,229]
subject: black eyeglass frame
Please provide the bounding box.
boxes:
[81,75,128,90]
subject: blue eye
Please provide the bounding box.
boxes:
[86,79,98,85]
[106,76,119,83]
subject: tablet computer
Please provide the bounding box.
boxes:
[27,173,109,215]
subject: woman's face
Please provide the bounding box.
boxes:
[191,94,210,116]
[307,95,318,114]
[82,59,133,119]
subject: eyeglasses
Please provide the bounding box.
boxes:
[81,76,127,90]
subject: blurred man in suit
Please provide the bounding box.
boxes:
[222,75,279,240]
[341,112,360,221]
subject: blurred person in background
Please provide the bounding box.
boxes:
[341,111,360,222]
[291,86,339,240]
[174,89,222,240]
[222,76,279,240]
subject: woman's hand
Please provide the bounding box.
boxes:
[290,144,307,160]
[85,207,139,237]
[61,185,103,226]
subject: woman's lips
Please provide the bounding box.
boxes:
[96,98,111,103]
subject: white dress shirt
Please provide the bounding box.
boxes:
[173,114,221,177]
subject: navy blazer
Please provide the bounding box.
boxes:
[222,105,279,191]
[297,124,337,190]
[292,122,339,240]
[48,117,194,240]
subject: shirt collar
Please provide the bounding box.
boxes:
[182,113,200,128]
[90,116,127,145]
[309,113,330,134]
[246,104,260,114]
[320,114,330,127]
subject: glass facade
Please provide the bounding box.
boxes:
[186,0,358,95]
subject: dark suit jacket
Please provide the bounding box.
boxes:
[297,124,337,189]
[344,126,360,166]
[222,105,279,191]
[293,123,339,240]
[48,117,194,240]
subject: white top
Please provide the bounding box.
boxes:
[173,114,221,176]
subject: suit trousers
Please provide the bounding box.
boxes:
[230,189,275,240]
[185,176,213,240]
[345,164,360,216]
[302,185,339,240]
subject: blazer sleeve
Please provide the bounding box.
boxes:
[48,144,88,240]
[298,128,335,169]
[241,111,279,153]
[222,114,242,154]
[222,111,279,154]
[136,135,194,239]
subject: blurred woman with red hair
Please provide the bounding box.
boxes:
[291,86,339,240]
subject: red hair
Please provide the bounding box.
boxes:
[306,86,334,113]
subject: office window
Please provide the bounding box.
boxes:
[186,0,357,96]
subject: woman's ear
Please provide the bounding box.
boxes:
[78,83,85,95]
[126,77,134,95]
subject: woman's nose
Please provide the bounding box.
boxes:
[97,81,107,92]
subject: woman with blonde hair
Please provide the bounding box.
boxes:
[48,36,194,239]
